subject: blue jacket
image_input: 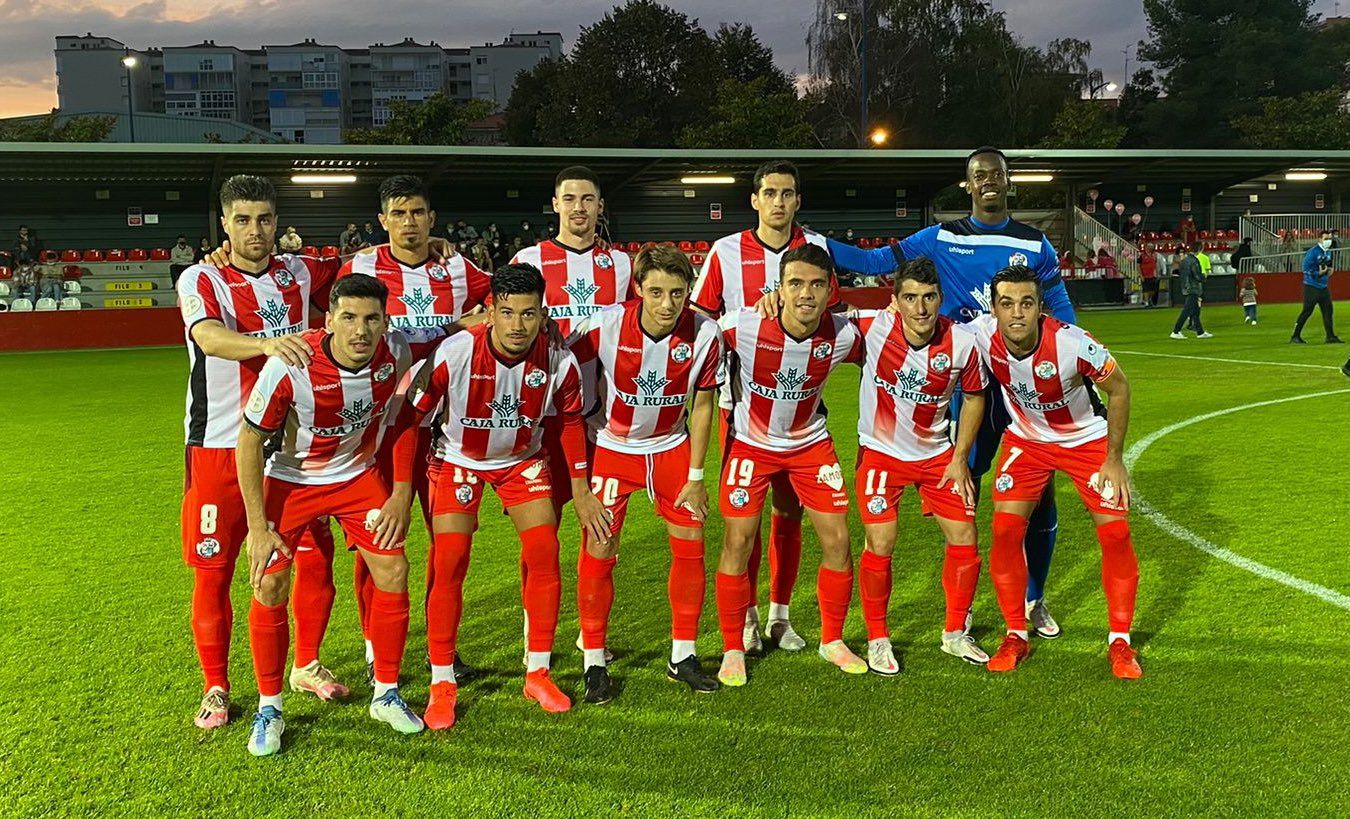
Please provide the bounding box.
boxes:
[1303,245,1333,289]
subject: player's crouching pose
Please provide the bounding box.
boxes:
[238,274,443,756]
[716,244,867,686]
[401,264,611,729]
[851,258,990,675]
[969,266,1142,679]
[568,245,723,702]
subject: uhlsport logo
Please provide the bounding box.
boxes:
[399,287,437,315]
[728,487,750,509]
[1034,360,1057,379]
[671,343,692,364]
[867,496,887,515]
[931,353,951,372]
[195,537,221,559]
[995,473,1014,492]
[256,298,291,329]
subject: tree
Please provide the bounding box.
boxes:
[1038,101,1127,148]
[677,77,816,149]
[1232,89,1350,149]
[1135,0,1350,146]
[344,95,495,145]
[503,58,567,146]
[712,23,795,95]
[0,110,115,142]
[1116,68,1161,147]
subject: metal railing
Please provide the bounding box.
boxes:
[1237,246,1349,275]
[1239,213,1350,258]
[1070,207,1141,293]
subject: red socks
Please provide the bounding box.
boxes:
[248,599,288,698]
[191,568,233,692]
[816,566,854,644]
[426,531,473,666]
[1097,519,1139,633]
[715,571,750,651]
[942,544,982,632]
[768,514,803,606]
[668,536,705,642]
[577,548,617,651]
[369,588,410,685]
[991,512,1030,631]
[858,549,892,641]
[520,525,561,654]
[291,527,335,668]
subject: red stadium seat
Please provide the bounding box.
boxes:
[105,249,127,261]
[62,265,83,280]
[320,245,339,258]
[82,249,104,262]
[40,250,59,264]
[1225,229,1238,240]
[689,253,705,267]
[150,248,171,261]
[694,240,710,252]
[627,242,642,253]
[60,249,81,262]
[678,240,694,253]
[0,266,11,280]
[301,245,319,257]
[128,249,149,261]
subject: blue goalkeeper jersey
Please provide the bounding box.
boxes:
[828,215,1076,324]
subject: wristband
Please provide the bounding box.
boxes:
[687,468,704,482]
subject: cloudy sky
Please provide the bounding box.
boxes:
[1,1,1342,117]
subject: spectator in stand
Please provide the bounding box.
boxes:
[169,234,196,284]
[38,264,63,304]
[1291,229,1342,344]
[489,238,509,268]
[1171,241,1213,339]
[278,226,303,254]
[509,235,525,257]
[339,222,361,252]
[1177,216,1198,248]
[1096,248,1118,278]
[456,220,479,243]
[1239,277,1259,325]
[1139,244,1159,305]
[1230,237,1253,274]
[842,228,858,245]
[12,249,38,301]
[362,220,385,246]
[195,237,212,263]
[469,238,494,273]
[483,222,501,244]
[518,219,543,244]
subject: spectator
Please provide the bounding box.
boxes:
[12,252,38,301]
[363,220,386,246]
[457,220,479,243]
[1239,277,1259,325]
[278,226,303,253]
[470,238,493,272]
[1171,241,1213,339]
[1291,229,1342,344]
[1176,215,1198,248]
[195,237,212,263]
[1139,244,1159,305]
[843,228,857,246]
[1230,237,1253,274]
[490,238,509,268]
[1096,248,1118,278]
[169,234,195,284]
[510,236,525,256]
[518,219,539,243]
[339,223,361,251]
[483,222,501,244]
[39,265,63,304]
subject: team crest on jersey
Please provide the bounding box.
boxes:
[594,252,613,270]
[374,363,395,382]
[180,295,203,320]
[522,460,546,481]
[1034,360,1057,379]
[671,343,692,364]
[812,342,833,360]
[816,463,844,491]
[399,287,437,315]
[256,299,291,329]
[525,369,547,389]
[931,353,951,373]
[195,538,221,559]
[728,488,750,509]
[428,264,449,282]
[247,388,267,415]
[867,496,887,516]
[455,484,474,506]
[1008,253,1028,268]
[995,473,1014,492]
[273,268,296,288]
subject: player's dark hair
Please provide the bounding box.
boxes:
[894,256,941,295]
[219,174,276,212]
[633,244,696,286]
[329,272,388,312]
[990,265,1041,301]
[379,175,431,213]
[966,146,1008,175]
[555,165,601,195]
[491,262,546,302]
[752,160,800,194]
[779,243,834,280]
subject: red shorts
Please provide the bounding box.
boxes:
[542,415,594,509]
[428,455,554,520]
[591,440,701,531]
[262,469,400,574]
[720,437,849,517]
[991,433,1120,515]
[719,409,794,507]
[376,425,434,522]
[181,446,247,569]
[855,446,975,524]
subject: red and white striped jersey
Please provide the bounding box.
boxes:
[340,246,491,330]
[410,323,584,471]
[690,226,840,317]
[721,309,862,451]
[570,301,722,455]
[244,328,443,485]
[967,314,1115,448]
[854,312,987,462]
[177,254,338,448]
[510,239,634,339]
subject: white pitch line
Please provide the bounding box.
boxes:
[1126,389,1350,611]
[1113,349,1342,371]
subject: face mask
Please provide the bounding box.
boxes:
[1320,239,1332,250]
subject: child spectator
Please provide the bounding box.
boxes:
[1240,277,1258,325]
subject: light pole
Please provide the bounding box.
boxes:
[121,54,138,143]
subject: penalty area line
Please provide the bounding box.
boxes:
[1112,349,1342,371]
[1126,388,1350,612]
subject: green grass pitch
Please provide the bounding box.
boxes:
[1,301,1347,817]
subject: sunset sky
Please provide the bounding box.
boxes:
[1,1,1342,118]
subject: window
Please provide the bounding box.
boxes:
[199,58,214,71]
[476,57,487,65]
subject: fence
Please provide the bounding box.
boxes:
[1070,207,1141,293]
[1239,214,1350,258]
